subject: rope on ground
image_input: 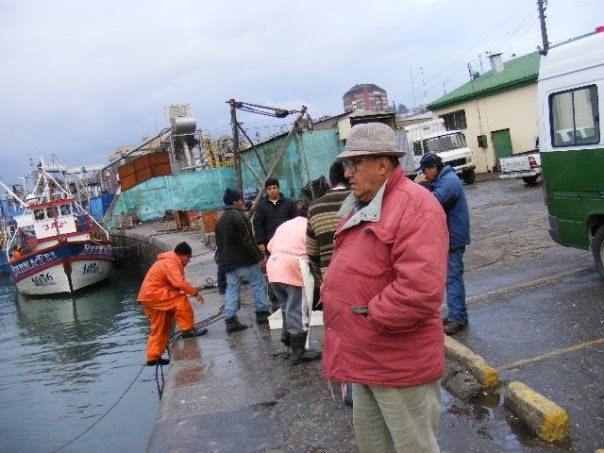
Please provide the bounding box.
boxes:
[155,360,167,399]
[52,365,145,452]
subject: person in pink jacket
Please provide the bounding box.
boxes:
[267,201,321,365]
[321,123,448,452]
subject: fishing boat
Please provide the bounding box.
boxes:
[1,167,114,296]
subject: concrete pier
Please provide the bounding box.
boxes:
[111,181,603,453]
[112,222,357,452]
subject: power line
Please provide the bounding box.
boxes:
[401,2,539,105]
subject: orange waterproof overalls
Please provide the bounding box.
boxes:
[137,251,198,362]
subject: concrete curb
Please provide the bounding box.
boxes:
[504,381,569,442]
[445,337,570,443]
[444,336,499,388]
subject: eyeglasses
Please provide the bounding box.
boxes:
[342,157,377,173]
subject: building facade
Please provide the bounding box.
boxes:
[428,53,540,173]
[343,84,389,113]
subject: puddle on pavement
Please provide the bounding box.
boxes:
[441,386,572,451]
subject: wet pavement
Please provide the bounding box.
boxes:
[128,174,603,452]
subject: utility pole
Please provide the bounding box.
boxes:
[537,0,549,55]
[228,99,242,191]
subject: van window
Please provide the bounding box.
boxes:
[550,85,600,147]
[413,141,423,156]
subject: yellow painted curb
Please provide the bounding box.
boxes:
[444,336,499,388]
[505,381,568,442]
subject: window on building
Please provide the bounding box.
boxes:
[550,85,599,147]
[440,110,467,130]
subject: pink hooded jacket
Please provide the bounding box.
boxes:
[266,216,308,287]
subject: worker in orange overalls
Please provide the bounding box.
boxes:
[11,244,24,261]
[137,242,208,366]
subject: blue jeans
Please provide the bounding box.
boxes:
[224,264,268,319]
[446,246,467,324]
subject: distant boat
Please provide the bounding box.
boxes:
[1,165,114,296]
[1,196,24,275]
[0,244,8,275]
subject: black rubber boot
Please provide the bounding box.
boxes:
[180,326,208,339]
[225,317,248,333]
[146,357,170,366]
[289,333,321,365]
[281,330,291,347]
[255,311,270,325]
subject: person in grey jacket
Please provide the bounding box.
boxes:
[417,153,471,335]
[215,188,270,333]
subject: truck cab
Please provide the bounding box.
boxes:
[414,130,476,184]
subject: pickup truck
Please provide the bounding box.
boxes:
[498,138,541,185]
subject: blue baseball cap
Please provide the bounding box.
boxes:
[416,153,442,172]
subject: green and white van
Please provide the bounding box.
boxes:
[537,27,604,278]
[538,27,604,279]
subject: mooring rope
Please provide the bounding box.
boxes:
[52,365,145,452]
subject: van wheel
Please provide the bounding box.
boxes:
[522,176,539,185]
[592,226,604,280]
[462,169,476,185]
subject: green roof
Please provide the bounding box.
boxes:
[428,52,540,110]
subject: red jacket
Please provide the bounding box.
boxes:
[137,251,198,304]
[321,167,448,387]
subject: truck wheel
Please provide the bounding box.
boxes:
[592,225,604,280]
[462,169,476,185]
[522,175,539,185]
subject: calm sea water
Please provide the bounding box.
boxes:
[0,269,160,452]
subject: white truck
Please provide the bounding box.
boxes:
[405,119,476,184]
[498,137,541,185]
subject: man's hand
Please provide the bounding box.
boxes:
[414,173,427,184]
[195,293,204,304]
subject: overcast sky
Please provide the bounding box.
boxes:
[0,0,601,184]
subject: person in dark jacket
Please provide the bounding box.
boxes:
[215,188,270,333]
[417,153,471,335]
[253,178,298,310]
[253,178,298,252]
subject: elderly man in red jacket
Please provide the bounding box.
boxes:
[321,122,448,452]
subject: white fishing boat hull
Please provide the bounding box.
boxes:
[10,242,114,296]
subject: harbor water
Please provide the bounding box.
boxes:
[0,269,159,452]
